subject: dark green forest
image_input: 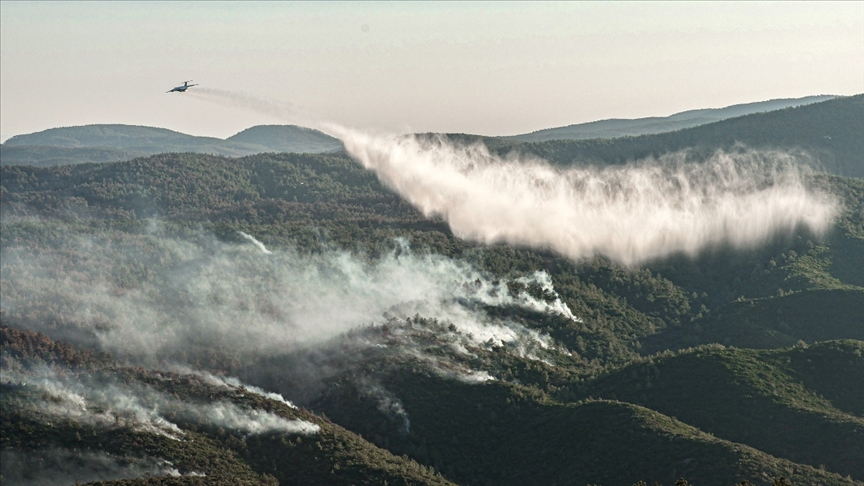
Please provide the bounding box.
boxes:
[1,94,863,485]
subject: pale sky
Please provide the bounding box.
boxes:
[1,1,862,142]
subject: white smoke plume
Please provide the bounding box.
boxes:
[196,371,297,409]
[1,233,575,363]
[402,348,498,384]
[1,364,319,439]
[504,271,580,322]
[200,402,319,435]
[239,231,273,254]
[332,127,838,265]
[4,367,186,441]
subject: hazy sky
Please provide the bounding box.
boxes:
[1,1,862,141]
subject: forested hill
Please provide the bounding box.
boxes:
[2,148,863,484]
[227,125,344,153]
[507,94,835,142]
[3,94,858,173]
[491,94,864,178]
[2,92,864,484]
[0,326,457,486]
[0,124,341,166]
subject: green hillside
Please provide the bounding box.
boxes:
[2,152,861,359]
[567,343,864,479]
[508,95,835,143]
[313,364,858,486]
[643,289,864,351]
[227,125,342,153]
[4,324,856,486]
[1,144,863,484]
[0,326,456,486]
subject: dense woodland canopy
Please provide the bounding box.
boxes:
[1,94,863,485]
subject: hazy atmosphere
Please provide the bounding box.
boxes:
[1,2,862,141]
[2,2,864,486]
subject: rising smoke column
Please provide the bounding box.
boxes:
[332,127,838,265]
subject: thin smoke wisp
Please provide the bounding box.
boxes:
[187,88,311,126]
[239,231,273,254]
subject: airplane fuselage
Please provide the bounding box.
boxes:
[167,81,197,93]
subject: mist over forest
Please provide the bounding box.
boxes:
[2,94,863,486]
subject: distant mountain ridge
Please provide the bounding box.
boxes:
[227,125,344,154]
[507,95,836,142]
[2,94,855,171]
[483,94,864,178]
[0,124,343,166]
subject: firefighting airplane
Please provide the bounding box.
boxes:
[167,81,198,93]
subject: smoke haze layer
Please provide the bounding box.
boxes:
[333,128,838,265]
[1,231,574,367]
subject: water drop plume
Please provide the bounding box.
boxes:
[331,127,837,265]
[185,88,838,265]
